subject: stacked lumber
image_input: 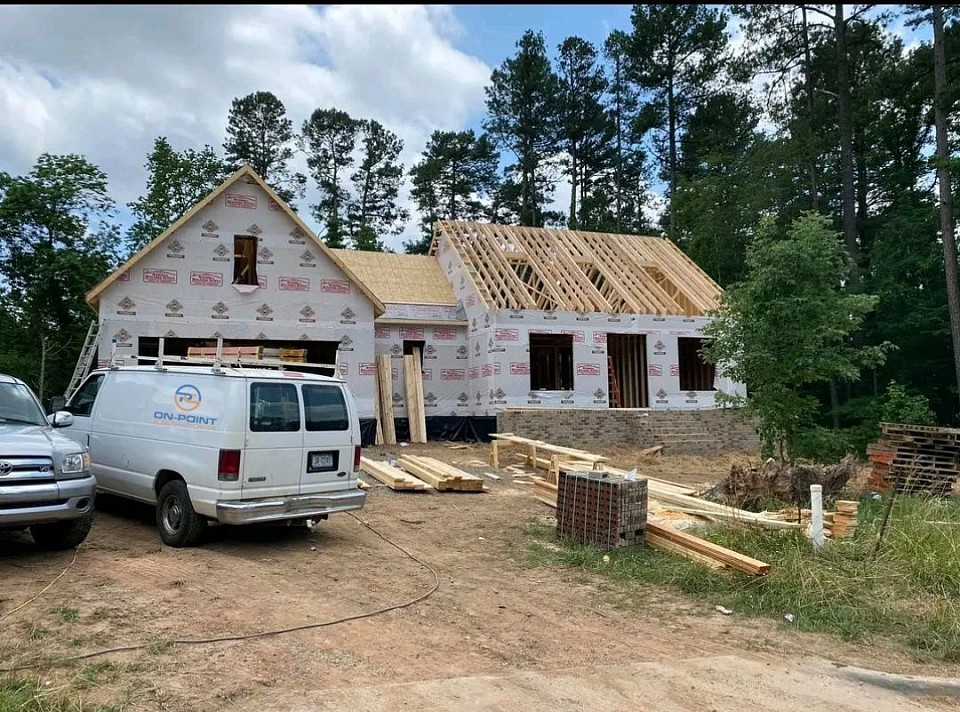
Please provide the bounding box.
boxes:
[188,345,262,359]
[261,347,306,362]
[531,476,558,507]
[375,354,396,445]
[867,422,960,496]
[403,350,427,444]
[360,457,431,491]
[646,522,770,576]
[827,500,859,539]
[556,471,647,549]
[398,455,485,492]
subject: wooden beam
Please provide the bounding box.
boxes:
[645,522,770,575]
[376,354,396,445]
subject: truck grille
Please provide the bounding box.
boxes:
[0,456,56,485]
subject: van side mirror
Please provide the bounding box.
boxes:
[49,411,74,428]
[49,396,66,412]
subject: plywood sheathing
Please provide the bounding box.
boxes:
[433,221,722,317]
[331,249,459,306]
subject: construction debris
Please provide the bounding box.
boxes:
[360,457,432,491]
[398,455,485,492]
[867,422,960,496]
[703,456,859,509]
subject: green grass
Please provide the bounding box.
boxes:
[72,662,116,691]
[526,495,960,662]
[54,607,79,624]
[0,677,118,712]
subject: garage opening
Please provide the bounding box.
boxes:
[678,337,716,391]
[529,333,573,391]
[607,333,648,408]
[138,337,340,374]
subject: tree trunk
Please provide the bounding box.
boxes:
[38,334,46,403]
[802,6,819,211]
[933,4,960,413]
[569,147,578,229]
[835,4,859,284]
[667,74,677,241]
[614,55,623,232]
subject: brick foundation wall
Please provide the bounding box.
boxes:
[495,408,760,455]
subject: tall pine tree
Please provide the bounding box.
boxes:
[347,119,408,250]
[300,108,359,249]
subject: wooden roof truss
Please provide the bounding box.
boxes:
[433,221,721,317]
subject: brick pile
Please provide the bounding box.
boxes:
[556,470,647,549]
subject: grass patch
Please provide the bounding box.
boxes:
[73,661,116,691]
[54,607,79,624]
[0,677,118,712]
[527,495,960,661]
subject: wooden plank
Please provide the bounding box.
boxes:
[645,531,727,570]
[646,522,770,576]
[402,353,427,444]
[360,457,431,491]
[413,348,427,443]
[398,455,485,492]
[414,457,485,491]
[376,354,396,445]
[373,371,385,446]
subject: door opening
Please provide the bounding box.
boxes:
[607,333,648,408]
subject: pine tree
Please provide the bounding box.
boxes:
[347,119,408,249]
[300,108,359,249]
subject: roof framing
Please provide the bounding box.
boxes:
[432,221,721,317]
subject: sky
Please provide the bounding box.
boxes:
[0,4,934,252]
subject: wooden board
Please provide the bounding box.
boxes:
[360,457,431,491]
[646,522,770,576]
[373,371,385,446]
[403,352,427,444]
[645,530,727,570]
[398,455,485,492]
[376,354,396,445]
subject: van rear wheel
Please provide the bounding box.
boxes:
[156,480,206,547]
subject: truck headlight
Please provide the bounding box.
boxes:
[61,452,90,476]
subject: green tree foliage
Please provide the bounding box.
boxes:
[483,30,561,227]
[627,4,729,239]
[702,213,889,461]
[406,129,500,254]
[223,90,306,206]
[556,36,614,229]
[347,119,408,249]
[0,154,121,399]
[127,137,231,250]
[300,108,359,249]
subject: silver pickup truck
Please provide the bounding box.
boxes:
[0,373,96,550]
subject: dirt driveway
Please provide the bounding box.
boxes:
[1,444,958,711]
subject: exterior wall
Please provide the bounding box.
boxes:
[496,407,760,454]
[373,316,471,417]
[96,178,378,416]
[480,309,746,411]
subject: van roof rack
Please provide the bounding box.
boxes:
[130,337,341,376]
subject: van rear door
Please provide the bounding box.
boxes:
[299,383,354,495]
[243,380,303,499]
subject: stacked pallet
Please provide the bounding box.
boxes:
[360,457,431,491]
[867,422,960,496]
[403,350,427,444]
[555,471,647,549]
[398,455,485,492]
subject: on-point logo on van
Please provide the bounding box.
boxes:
[153,384,218,429]
[174,385,202,412]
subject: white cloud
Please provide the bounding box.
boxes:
[0,4,491,250]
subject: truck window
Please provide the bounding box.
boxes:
[67,374,105,417]
[302,385,349,432]
[250,382,300,432]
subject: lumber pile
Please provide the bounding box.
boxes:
[360,457,431,491]
[531,476,558,507]
[375,354,396,445]
[764,500,860,539]
[645,522,769,575]
[556,471,647,548]
[398,455,485,492]
[403,350,427,444]
[188,345,262,359]
[867,422,960,496]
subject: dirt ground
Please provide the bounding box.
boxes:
[0,442,957,711]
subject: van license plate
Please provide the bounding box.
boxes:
[311,453,334,469]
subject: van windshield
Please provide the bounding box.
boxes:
[0,383,47,426]
[302,385,349,431]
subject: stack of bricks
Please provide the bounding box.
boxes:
[556,470,647,549]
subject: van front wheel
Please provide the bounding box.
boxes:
[156,480,206,547]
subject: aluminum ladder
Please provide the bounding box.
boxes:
[64,320,101,399]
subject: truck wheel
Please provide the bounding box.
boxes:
[30,515,93,551]
[156,480,206,547]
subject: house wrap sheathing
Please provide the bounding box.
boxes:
[84,167,745,438]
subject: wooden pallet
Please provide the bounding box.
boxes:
[360,457,432,491]
[398,455,485,492]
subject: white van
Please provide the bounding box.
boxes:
[58,363,366,546]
